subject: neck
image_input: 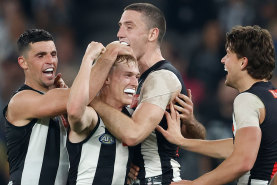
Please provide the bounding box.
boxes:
[236,76,267,93]
[99,93,124,111]
[24,79,49,93]
[138,45,164,74]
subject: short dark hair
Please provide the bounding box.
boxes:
[124,3,166,44]
[226,25,275,80]
[17,29,54,55]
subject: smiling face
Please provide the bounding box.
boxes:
[101,58,140,110]
[221,47,242,89]
[19,41,58,91]
[117,10,150,60]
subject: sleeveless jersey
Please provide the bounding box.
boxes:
[3,84,69,185]
[131,60,186,184]
[66,107,134,185]
[234,82,277,184]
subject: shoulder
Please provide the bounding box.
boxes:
[234,92,264,108]
[144,70,181,88]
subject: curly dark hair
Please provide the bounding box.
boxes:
[225,25,275,80]
[17,28,54,55]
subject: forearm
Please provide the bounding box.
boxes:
[92,101,159,146]
[92,100,137,143]
[181,117,206,139]
[67,58,92,119]
[39,88,70,117]
[179,138,233,159]
[194,142,256,185]
[195,157,248,185]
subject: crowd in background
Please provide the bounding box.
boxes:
[0,0,277,184]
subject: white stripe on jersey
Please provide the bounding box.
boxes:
[111,140,129,185]
[141,131,162,178]
[21,118,49,185]
[171,159,181,182]
[55,117,69,185]
[76,124,103,184]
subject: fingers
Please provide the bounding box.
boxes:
[54,73,62,85]
[176,94,192,106]
[131,164,140,172]
[127,163,139,182]
[187,89,192,100]
[54,73,68,88]
[169,103,176,120]
[106,41,135,59]
[156,125,167,136]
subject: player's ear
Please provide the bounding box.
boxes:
[148,28,159,42]
[18,56,28,70]
[240,57,248,70]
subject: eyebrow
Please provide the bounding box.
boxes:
[35,51,47,57]
[119,21,134,26]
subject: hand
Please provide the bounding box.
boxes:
[171,180,194,185]
[156,102,183,146]
[51,73,68,89]
[102,41,135,62]
[175,90,206,139]
[83,41,106,64]
[174,89,194,123]
[126,163,140,184]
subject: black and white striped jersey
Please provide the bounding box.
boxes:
[67,108,133,185]
[3,85,69,185]
[131,60,186,184]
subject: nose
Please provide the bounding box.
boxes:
[117,26,125,40]
[221,55,226,64]
[46,54,57,65]
[131,76,138,88]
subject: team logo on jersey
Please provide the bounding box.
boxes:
[269,90,277,98]
[99,133,115,144]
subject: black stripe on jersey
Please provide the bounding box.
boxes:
[92,129,116,185]
[38,118,60,185]
[133,144,146,184]
[124,146,135,185]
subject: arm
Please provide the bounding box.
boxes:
[67,42,105,133]
[171,127,261,185]
[157,103,233,159]
[6,88,70,126]
[92,100,164,146]
[186,127,261,185]
[174,90,206,139]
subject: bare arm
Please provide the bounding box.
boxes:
[6,88,70,126]
[92,99,164,146]
[192,127,261,185]
[171,127,261,185]
[157,103,233,159]
[67,42,105,133]
[174,90,206,139]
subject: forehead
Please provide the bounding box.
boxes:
[113,61,139,74]
[119,10,145,25]
[28,41,56,53]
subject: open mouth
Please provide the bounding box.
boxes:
[43,67,54,77]
[124,88,136,97]
[120,41,130,46]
